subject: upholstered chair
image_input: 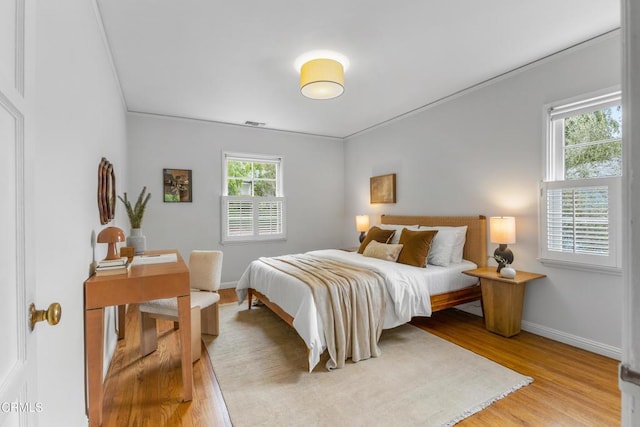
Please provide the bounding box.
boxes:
[138,250,223,362]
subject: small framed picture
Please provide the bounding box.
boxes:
[370,173,396,204]
[163,168,192,202]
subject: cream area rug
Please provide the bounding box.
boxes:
[204,304,532,427]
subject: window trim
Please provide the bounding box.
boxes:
[540,88,622,272]
[221,152,286,244]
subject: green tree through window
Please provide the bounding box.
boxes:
[227,160,277,196]
[564,106,622,179]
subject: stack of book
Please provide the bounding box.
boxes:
[95,257,131,276]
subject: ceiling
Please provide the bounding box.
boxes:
[96,1,620,139]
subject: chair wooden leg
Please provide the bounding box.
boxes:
[191,306,202,363]
[201,303,219,336]
[139,312,158,357]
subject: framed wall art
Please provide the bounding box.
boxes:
[163,168,192,202]
[370,173,396,204]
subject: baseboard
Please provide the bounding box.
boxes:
[520,320,622,360]
[220,281,237,290]
[456,302,483,316]
[457,303,621,360]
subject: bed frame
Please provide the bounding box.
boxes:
[380,214,487,311]
[247,215,487,325]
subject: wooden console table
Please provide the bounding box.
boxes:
[84,249,192,426]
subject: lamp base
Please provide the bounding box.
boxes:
[359,231,366,243]
[494,244,514,272]
[104,243,120,261]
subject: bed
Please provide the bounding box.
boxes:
[236,215,487,371]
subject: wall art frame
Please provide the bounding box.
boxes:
[163,168,192,203]
[370,173,396,204]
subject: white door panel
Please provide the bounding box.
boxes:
[0,102,18,385]
[0,0,36,425]
[0,0,17,91]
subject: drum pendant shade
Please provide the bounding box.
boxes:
[300,58,344,100]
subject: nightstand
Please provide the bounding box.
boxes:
[463,267,546,337]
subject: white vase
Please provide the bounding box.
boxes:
[127,228,147,255]
[500,265,516,279]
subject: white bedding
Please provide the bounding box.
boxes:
[236,249,478,371]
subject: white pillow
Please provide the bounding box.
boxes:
[377,224,420,244]
[362,240,404,262]
[419,226,468,266]
[422,228,455,266]
[450,226,467,263]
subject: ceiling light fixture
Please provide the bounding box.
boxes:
[300,58,345,100]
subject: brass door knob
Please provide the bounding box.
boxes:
[29,302,62,331]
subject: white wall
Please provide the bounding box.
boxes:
[127,114,345,283]
[35,0,127,425]
[344,33,622,357]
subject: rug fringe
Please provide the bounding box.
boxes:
[442,376,534,427]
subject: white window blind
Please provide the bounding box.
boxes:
[226,198,254,237]
[258,199,283,235]
[540,178,620,269]
[221,196,286,242]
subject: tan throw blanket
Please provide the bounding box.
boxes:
[259,254,386,370]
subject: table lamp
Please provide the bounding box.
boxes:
[97,226,126,260]
[489,216,516,271]
[356,215,370,243]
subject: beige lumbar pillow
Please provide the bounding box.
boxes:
[362,240,404,262]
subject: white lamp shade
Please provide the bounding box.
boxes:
[355,215,370,232]
[489,216,516,244]
[300,58,344,100]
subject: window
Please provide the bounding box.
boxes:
[221,152,286,243]
[540,90,622,271]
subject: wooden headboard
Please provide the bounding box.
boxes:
[380,215,487,268]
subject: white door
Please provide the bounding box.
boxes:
[0,0,38,425]
[622,0,640,424]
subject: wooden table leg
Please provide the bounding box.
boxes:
[177,295,193,402]
[86,307,105,426]
[117,305,126,340]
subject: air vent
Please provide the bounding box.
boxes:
[244,121,266,127]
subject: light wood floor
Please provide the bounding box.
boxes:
[100,289,620,426]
